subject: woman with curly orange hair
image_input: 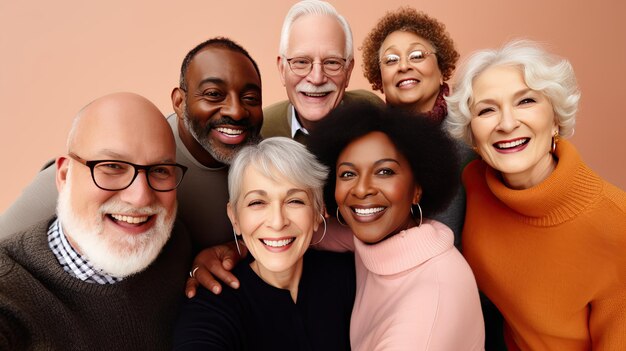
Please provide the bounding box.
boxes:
[362,7,458,117]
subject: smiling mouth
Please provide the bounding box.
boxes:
[261,238,295,248]
[215,127,244,136]
[301,91,331,98]
[109,214,151,225]
[494,138,530,149]
[397,79,419,87]
[353,207,385,216]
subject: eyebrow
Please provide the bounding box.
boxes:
[473,88,535,106]
[243,188,308,199]
[338,158,400,168]
[96,149,175,164]
[382,42,429,53]
[196,77,261,92]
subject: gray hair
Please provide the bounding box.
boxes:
[445,39,580,146]
[278,0,354,62]
[228,137,329,215]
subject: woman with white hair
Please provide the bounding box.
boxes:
[445,40,626,350]
[173,137,355,350]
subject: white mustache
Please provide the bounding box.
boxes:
[296,81,338,94]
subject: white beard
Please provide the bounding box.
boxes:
[56,181,176,278]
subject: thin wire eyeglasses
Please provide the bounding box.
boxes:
[285,56,347,77]
[379,50,437,67]
[68,152,188,192]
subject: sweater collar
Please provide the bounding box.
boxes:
[485,140,603,225]
[354,219,454,275]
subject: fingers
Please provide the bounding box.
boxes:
[185,274,201,298]
[195,264,225,295]
[184,242,246,298]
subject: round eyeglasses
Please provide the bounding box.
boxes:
[68,152,187,192]
[286,56,347,77]
[380,50,436,67]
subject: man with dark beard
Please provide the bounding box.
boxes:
[167,38,263,248]
[0,92,191,350]
[0,38,263,249]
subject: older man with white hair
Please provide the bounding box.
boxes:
[261,0,382,145]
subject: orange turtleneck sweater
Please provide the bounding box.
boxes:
[462,140,626,351]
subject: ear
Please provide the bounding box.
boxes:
[312,209,323,232]
[171,87,185,120]
[226,203,241,235]
[343,59,355,88]
[552,120,559,135]
[55,156,70,193]
[277,55,287,87]
[412,184,423,205]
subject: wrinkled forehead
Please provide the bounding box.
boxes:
[286,14,347,57]
[186,47,261,90]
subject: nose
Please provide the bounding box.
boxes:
[266,203,289,230]
[352,174,376,199]
[306,62,327,85]
[397,56,412,72]
[496,106,520,133]
[221,94,248,121]
[118,171,154,208]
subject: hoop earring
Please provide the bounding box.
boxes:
[232,229,242,256]
[410,203,423,227]
[311,214,327,245]
[336,207,347,226]
[551,131,559,154]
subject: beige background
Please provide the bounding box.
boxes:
[1,0,625,213]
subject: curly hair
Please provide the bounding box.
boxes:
[361,7,459,92]
[308,102,459,219]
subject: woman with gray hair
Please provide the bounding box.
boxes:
[445,39,626,350]
[173,137,355,350]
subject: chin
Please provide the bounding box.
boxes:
[57,187,175,278]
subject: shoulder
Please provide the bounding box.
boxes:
[595,175,626,215]
[430,248,479,288]
[261,100,291,138]
[0,218,52,279]
[462,159,488,187]
[262,100,290,120]
[343,89,384,106]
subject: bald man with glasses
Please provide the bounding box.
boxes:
[0,92,191,350]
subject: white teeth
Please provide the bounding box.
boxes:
[398,79,418,87]
[496,139,528,149]
[262,238,295,247]
[111,214,149,224]
[354,207,385,216]
[303,92,329,97]
[216,127,243,136]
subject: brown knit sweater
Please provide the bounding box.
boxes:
[0,217,192,351]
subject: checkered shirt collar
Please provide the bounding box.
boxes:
[48,218,123,285]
